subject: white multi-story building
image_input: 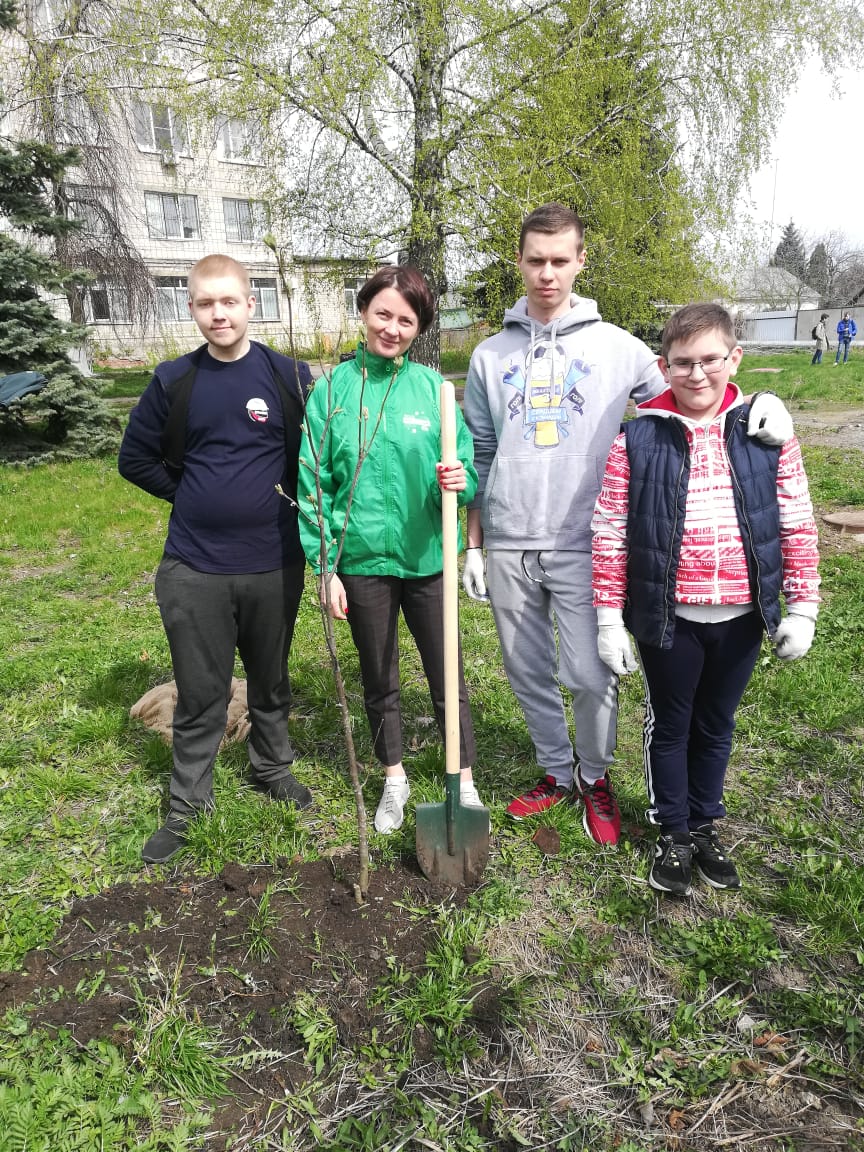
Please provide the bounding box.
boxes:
[68,101,370,360]
[1,3,372,362]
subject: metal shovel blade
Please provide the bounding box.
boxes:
[415,773,490,887]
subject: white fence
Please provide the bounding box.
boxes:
[739,311,797,342]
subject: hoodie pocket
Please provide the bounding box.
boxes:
[486,453,603,543]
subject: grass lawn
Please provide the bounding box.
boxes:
[0,372,862,1149]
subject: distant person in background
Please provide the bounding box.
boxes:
[811,313,830,365]
[834,312,857,364]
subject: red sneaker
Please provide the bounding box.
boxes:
[506,775,571,820]
[577,772,621,846]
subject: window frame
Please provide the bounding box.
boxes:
[144,191,201,241]
[222,197,269,244]
[86,280,130,324]
[155,276,193,324]
[133,102,190,156]
[66,183,116,237]
[220,117,263,165]
[249,277,280,321]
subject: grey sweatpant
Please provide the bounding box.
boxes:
[154,555,305,823]
[486,549,619,787]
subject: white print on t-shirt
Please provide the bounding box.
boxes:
[246,398,269,423]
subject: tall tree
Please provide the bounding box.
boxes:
[806,241,833,300]
[806,231,864,306]
[771,220,807,280]
[461,4,711,332]
[9,0,863,364]
[0,137,116,460]
[3,0,155,328]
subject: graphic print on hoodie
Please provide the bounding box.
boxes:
[504,334,590,448]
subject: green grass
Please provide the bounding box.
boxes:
[738,348,864,405]
[93,369,153,399]
[1,384,863,1149]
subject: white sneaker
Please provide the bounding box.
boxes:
[374,776,410,834]
[460,781,485,809]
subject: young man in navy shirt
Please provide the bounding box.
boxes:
[120,255,313,863]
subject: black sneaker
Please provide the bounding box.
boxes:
[691,825,741,890]
[258,771,313,809]
[142,823,187,864]
[649,834,694,896]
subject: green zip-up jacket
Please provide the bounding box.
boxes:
[298,346,478,577]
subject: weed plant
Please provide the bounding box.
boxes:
[1,382,863,1149]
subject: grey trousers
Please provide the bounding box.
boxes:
[486,549,619,786]
[154,555,305,823]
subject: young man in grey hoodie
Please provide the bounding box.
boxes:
[462,203,793,844]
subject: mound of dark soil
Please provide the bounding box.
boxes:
[0,855,462,1141]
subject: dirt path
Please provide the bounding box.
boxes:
[792,404,864,450]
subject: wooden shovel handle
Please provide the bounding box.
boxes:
[440,380,460,780]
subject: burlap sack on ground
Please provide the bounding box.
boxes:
[129,678,251,745]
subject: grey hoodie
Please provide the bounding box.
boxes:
[463,294,664,551]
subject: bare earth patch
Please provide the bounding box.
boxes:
[0,856,468,1146]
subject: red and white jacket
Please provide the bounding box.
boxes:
[591,386,821,615]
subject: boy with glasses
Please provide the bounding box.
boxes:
[463,204,794,845]
[591,303,820,893]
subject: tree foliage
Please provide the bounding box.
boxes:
[461,3,712,332]
[0,138,117,462]
[771,219,807,281]
[804,232,864,307]
[8,0,864,364]
[3,0,156,327]
[806,241,833,299]
[114,0,859,357]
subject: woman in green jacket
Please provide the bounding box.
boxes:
[299,265,483,834]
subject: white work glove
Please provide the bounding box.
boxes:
[462,547,489,602]
[747,392,793,446]
[773,613,816,661]
[596,607,638,675]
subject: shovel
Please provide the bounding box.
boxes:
[415,380,490,886]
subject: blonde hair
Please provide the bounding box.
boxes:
[187,254,252,299]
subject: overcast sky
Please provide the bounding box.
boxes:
[742,61,864,257]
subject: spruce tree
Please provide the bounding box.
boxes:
[771,220,807,281]
[0,5,116,463]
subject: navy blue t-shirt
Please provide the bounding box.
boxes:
[165,344,297,573]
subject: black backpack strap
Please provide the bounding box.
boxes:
[259,344,308,500]
[159,346,208,477]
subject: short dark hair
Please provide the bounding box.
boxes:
[356,265,435,335]
[519,203,585,254]
[661,303,737,359]
[821,312,829,320]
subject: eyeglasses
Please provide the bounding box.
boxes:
[666,352,733,378]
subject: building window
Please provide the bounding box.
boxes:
[155,276,192,323]
[133,102,189,156]
[223,198,269,243]
[250,278,279,321]
[220,117,262,164]
[344,277,367,319]
[66,184,115,236]
[145,192,200,240]
[87,281,130,323]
